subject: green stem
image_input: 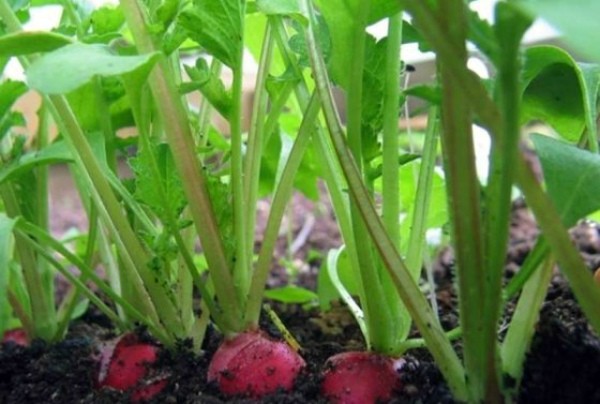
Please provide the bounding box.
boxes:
[243,23,273,284]
[230,1,250,308]
[482,10,529,397]
[17,222,172,343]
[405,107,439,274]
[300,0,467,398]
[244,92,320,327]
[382,12,403,250]
[119,0,242,331]
[501,255,553,396]
[379,11,409,347]
[403,106,440,341]
[0,186,57,340]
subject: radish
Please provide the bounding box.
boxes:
[96,333,168,402]
[1,328,28,346]
[207,330,306,398]
[321,351,404,404]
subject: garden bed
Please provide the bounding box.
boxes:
[1,195,599,403]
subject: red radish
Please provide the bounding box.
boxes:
[207,330,306,398]
[321,351,404,404]
[96,333,168,402]
[1,328,28,346]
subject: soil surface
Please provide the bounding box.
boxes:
[2,166,600,403]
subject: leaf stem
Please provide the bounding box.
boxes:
[230,1,250,308]
[243,22,274,294]
[244,91,320,327]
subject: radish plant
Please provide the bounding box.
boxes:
[0,0,316,398]
[2,0,600,402]
[298,0,600,402]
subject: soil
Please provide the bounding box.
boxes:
[2,166,600,403]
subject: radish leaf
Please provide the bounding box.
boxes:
[532,133,600,226]
[521,46,600,143]
[26,43,160,94]
[263,286,317,304]
[179,0,243,69]
[0,31,72,57]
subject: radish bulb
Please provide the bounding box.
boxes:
[321,351,404,404]
[96,333,168,402]
[1,328,28,347]
[207,330,306,398]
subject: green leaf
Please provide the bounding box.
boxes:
[398,159,448,249]
[367,0,402,24]
[288,16,331,69]
[88,5,125,36]
[521,46,600,143]
[256,0,302,17]
[532,134,600,226]
[467,7,498,63]
[0,80,26,119]
[0,214,16,336]
[130,142,187,224]
[404,83,442,104]
[263,285,318,304]
[155,0,181,31]
[181,58,232,119]
[314,0,358,88]
[26,43,160,94]
[0,140,72,185]
[0,31,72,58]
[179,0,243,68]
[317,247,360,311]
[515,0,600,63]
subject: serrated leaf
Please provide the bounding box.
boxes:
[467,7,498,63]
[89,5,125,35]
[155,0,181,31]
[264,286,318,304]
[179,0,243,68]
[0,31,72,58]
[26,43,160,94]
[206,173,235,262]
[532,134,600,227]
[130,142,187,223]
[521,46,600,143]
[181,58,231,119]
[288,16,331,70]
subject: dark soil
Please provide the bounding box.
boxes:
[2,167,600,403]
